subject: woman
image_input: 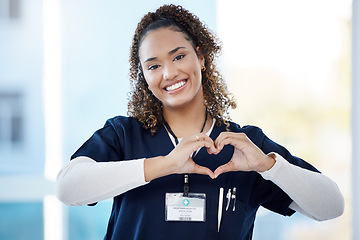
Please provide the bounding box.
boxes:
[56,4,344,240]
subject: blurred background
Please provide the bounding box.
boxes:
[0,0,356,239]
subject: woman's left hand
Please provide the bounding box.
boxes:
[213,132,275,178]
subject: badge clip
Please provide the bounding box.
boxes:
[183,174,189,197]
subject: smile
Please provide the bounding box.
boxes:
[165,80,186,91]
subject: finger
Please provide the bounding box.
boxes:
[214,134,233,153]
[213,132,226,147]
[191,134,217,153]
[195,133,213,143]
[203,139,217,154]
[214,162,234,178]
[192,164,215,179]
[207,146,218,155]
[215,133,248,151]
[214,132,234,148]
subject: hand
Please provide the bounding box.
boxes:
[166,133,217,178]
[213,132,275,178]
[144,133,217,181]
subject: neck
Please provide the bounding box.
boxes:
[163,102,208,138]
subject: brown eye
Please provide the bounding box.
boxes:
[148,64,160,71]
[174,54,185,61]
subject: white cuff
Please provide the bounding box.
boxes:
[260,152,283,179]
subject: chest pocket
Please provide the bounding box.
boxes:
[220,200,256,239]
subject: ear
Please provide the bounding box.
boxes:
[196,46,205,68]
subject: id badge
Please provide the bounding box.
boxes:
[165,193,206,222]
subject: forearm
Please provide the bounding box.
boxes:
[260,153,344,221]
[144,156,176,182]
[56,157,148,206]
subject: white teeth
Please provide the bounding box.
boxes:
[166,80,186,91]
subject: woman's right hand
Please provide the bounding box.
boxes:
[144,133,217,181]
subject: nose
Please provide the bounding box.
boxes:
[163,63,178,81]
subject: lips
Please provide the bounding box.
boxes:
[165,80,186,91]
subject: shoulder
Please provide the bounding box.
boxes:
[103,116,154,141]
[229,121,263,134]
[105,115,140,127]
[88,116,146,143]
[104,116,143,132]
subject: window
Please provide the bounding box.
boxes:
[0,92,24,149]
[0,0,21,20]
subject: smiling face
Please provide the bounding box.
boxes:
[139,28,205,111]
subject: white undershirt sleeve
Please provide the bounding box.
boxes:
[260,153,344,221]
[56,156,148,206]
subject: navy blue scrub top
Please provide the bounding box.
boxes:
[71,116,319,240]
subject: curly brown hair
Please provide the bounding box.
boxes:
[127,4,236,134]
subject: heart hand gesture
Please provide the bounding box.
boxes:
[144,132,275,181]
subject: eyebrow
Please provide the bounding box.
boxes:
[144,47,186,63]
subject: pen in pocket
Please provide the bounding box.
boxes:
[218,186,237,232]
[231,187,236,211]
[218,187,224,232]
[225,188,231,211]
[225,187,237,212]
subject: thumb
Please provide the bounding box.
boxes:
[193,164,215,179]
[214,162,234,178]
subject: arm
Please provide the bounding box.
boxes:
[260,153,345,221]
[57,133,217,206]
[56,156,147,206]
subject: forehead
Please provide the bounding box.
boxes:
[139,28,195,61]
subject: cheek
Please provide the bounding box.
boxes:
[183,60,201,77]
[143,72,155,86]
[193,59,203,75]
[192,64,202,82]
[143,73,161,93]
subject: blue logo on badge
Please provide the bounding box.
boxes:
[182,199,190,206]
